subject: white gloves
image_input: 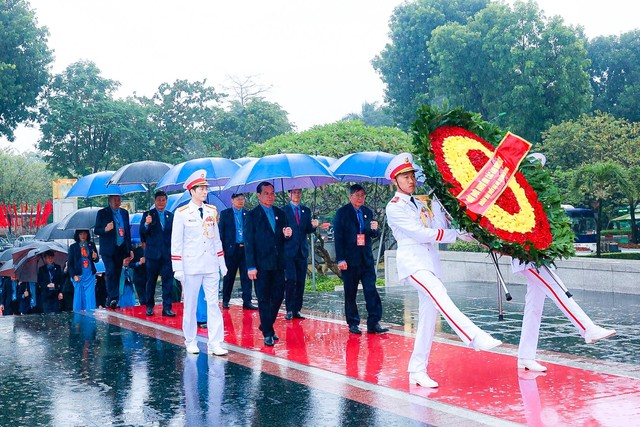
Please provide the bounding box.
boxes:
[174,271,184,282]
[457,232,477,242]
[219,263,228,278]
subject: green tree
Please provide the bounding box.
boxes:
[37,61,151,177]
[137,79,225,162]
[0,149,55,204]
[429,0,592,143]
[0,0,53,141]
[570,162,629,256]
[341,101,394,127]
[214,98,292,159]
[588,30,640,122]
[372,0,488,129]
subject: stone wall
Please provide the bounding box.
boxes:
[384,250,640,295]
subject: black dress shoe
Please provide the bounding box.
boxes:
[222,302,230,309]
[162,310,176,317]
[264,336,275,346]
[145,307,153,316]
[197,322,207,329]
[285,311,293,320]
[273,334,279,341]
[293,311,305,319]
[243,303,258,310]
[109,300,118,309]
[349,325,362,335]
[367,323,389,334]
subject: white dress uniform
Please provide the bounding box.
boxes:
[384,152,501,385]
[512,259,616,367]
[172,199,226,352]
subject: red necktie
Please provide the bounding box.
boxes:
[294,207,300,225]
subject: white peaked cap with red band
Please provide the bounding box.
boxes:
[385,152,419,180]
[184,169,208,190]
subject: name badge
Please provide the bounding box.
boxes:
[356,233,365,246]
[118,227,125,237]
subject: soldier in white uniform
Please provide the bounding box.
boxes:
[385,153,502,388]
[171,169,229,356]
[512,154,615,372]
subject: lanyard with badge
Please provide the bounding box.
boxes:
[356,209,366,246]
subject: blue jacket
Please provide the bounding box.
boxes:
[68,241,99,278]
[139,208,173,260]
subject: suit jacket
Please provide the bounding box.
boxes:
[333,203,380,267]
[131,246,147,287]
[282,203,316,259]
[139,208,173,260]
[37,263,64,310]
[94,206,132,256]
[218,207,248,258]
[68,241,99,278]
[244,205,288,272]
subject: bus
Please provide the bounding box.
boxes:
[562,205,597,254]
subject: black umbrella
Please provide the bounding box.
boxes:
[35,222,76,241]
[107,160,172,186]
[14,243,68,283]
[57,207,102,230]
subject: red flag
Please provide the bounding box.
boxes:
[29,204,34,228]
[0,204,7,228]
[12,203,18,228]
[40,200,53,226]
[35,200,42,226]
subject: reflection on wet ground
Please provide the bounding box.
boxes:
[0,280,638,426]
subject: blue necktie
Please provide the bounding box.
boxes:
[267,209,275,232]
[158,211,165,230]
[356,209,364,233]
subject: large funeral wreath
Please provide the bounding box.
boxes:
[412,106,575,265]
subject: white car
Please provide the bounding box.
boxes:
[13,234,35,247]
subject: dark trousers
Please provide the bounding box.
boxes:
[221,245,253,305]
[145,257,174,311]
[254,269,285,338]
[342,263,382,328]
[102,245,127,305]
[284,255,307,313]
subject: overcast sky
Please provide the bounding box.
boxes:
[2,0,638,153]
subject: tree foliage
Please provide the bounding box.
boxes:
[341,101,394,127]
[0,149,55,204]
[372,0,488,129]
[0,0,53,141]
[428,0,592,143]
[588,30,640,122]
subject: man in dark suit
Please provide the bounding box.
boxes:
[218,193,257,310]
[282,188,318,320]
[244,181,292,346]
[140,190,175,317]
[94,194,133,308]
[37,250,64,313]
[333,184,388,335]
[130,241,147,306]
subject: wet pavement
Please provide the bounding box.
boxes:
[0,279,638,426]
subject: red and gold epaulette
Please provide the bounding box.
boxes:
[391,196,399,203]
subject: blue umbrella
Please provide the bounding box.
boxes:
[159,191,231,213]
[130,212,143,244]
[223,153,338,193]
[233,156,257,166]
[66,171,148,198]
[312,155,337,167]
[155,157,240,191]
[330,151,396,185]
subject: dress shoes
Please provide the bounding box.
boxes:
[367,323,389,334]
[109,300,118,310]
[273,334,279,341]
[264,336,275,346]
[348,325,362,335]
[285,311,294,320]
[293,311,305,319]
[186,344,200,354]
[409,372,439,388]
[222,302,230,309]
[162,309,176,317]
[243,303,258,310]
[517,359,547,372]
[208,345,228,356]
[145,307,154,316]
[197,322,207,329]
[471,331,502,351]
[585,325,616,344]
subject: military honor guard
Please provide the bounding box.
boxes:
[171,170,228,356]
[385,153,502,388]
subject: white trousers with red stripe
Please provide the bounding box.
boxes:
[517,267,595,360]
[406,270,483,373]
[182,273,223,349]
